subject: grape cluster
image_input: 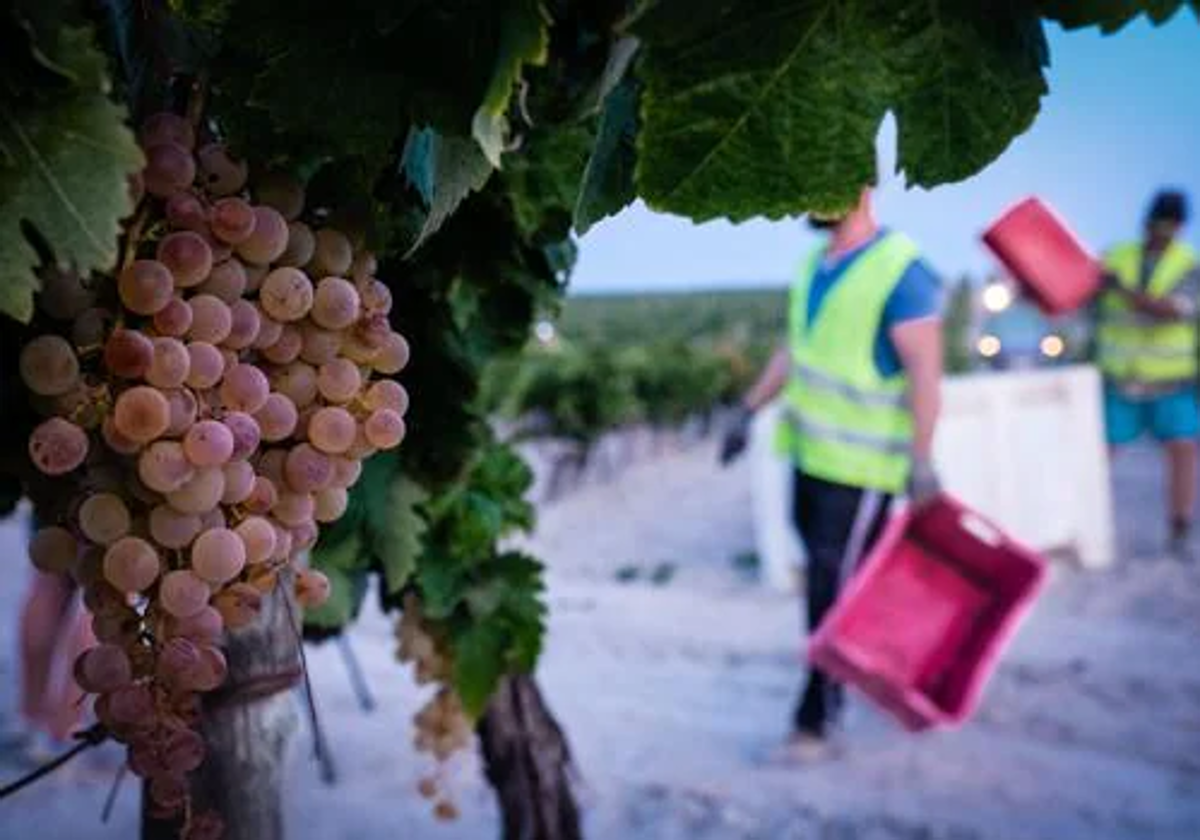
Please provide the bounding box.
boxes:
[22,111,410,831]
[395,596,471,820]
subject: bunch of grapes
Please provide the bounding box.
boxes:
[395,596,472,820]
[21,111,410,833]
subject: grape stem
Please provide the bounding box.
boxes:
[0,724,109,801]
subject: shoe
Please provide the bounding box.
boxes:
[764,731,841,766]
[1168,521,1194,563]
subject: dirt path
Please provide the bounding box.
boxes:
[2,442,1199,839]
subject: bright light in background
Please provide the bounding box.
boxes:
[982,282,1014,313]
[1040,334,1065,358]
[534,320,557,346]
[978,335,1002,358]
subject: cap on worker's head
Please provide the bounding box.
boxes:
[1147,189,1189,225]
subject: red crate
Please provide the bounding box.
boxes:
[981,196,1102,316]
[807,496,1048,732]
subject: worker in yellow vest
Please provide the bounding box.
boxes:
[720,188,944,761]
[1095,190,1199,560]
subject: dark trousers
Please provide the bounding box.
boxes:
[791,470,892,736]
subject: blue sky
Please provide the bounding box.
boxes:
[571,13,1200,294]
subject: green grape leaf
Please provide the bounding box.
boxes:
[403,129,496,256]
[452,617,509,718]
[1038,0,1184,31]
[575,77,639,234]
[502,124,594,238]
[0,26,142,322]
[627,0,1049,221]
[472,0,552,167]
[373,475,429,596]
[891,2,1049,188]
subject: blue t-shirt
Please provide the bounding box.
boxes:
[803,231,943,377]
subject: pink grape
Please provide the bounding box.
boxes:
[102,536,160,593]
[290,520,319,551]
[169,605,224,643]
[101,416,142,455]
[351,252,378,283]
[308,407,356,455]
[314,487,348,523]
[254,393,298,442]
[157,232,214,288]
[165,192,207,232]
[272,491,315,527]
[185,341,225,390]
[269,361,318,407]
[277,221,315,267]
[298,321,342,365]
[234,516,277,565]
[221,459,255,504]
[166,467,225,514]
[29,417,88,475]
[209,197,257,244]
[118,260,175,315]
[260,267,315,323]
[358,279,392,317]
[284,443,333,492]
[106,683,156,727]
[270,524,294,561]
[219,364,270,413]
[252,308,284,349]
[224,299,261,350]
[244,476,278,515]
[261,324,303,364]
[190,528,246,584]
[244,262,268,293]
[223,412,261,460]
[316,358,362,404]
[187,294,233,345]
[153,297,194,337]
[74,644,133,693]
[183,419,235,467]
[164,388,199,437]
[364,379,409,415]
[374,331,410,375]
[158,570,211,619]
[196,143,248,197]
[104,328,154,379]
[147,337,191,389]
[78,493,131,545]
[197,259,247,302]
[255,448,287,485]
[364,408,406,450]
[149,504,202,549]
[28,526,78,573]
[140,112,195,151]
[190,646,229,692]
[20,335,80,396]
[72,306,113,348]
[138,439,194,492]
[254,172,305,221]
[306,228,352,277]
[200,506,226,531]
[143,142,195,198]
[295,569,332,608]
[235,206,288,265]
[311,277,360,330]
[213,584,262,630]
[329,456,363,490]
[113,386,171,443]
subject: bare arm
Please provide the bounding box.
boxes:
[891,317,943,462]
[1109,267,1200,321]
[741,344,790,412]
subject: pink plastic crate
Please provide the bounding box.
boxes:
[981,196,1102,316]
[807,496,1048,732]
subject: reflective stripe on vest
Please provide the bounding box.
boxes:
[1097,240,1199,384]
[774,232,920,493]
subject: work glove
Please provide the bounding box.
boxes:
[719,405,754,466]
[906,457,942,508]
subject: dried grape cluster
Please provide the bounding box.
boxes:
[21,111,409,834]
[395,596,471,821]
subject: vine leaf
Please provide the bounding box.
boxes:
[370,474,429,596]
[0,26,143,322]
[472,0,552,167]
[453,618,508,718]
[575,77,639,234]
[1037,0,1185,31]
[627,0,1048,221]
[403,129,496,256]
